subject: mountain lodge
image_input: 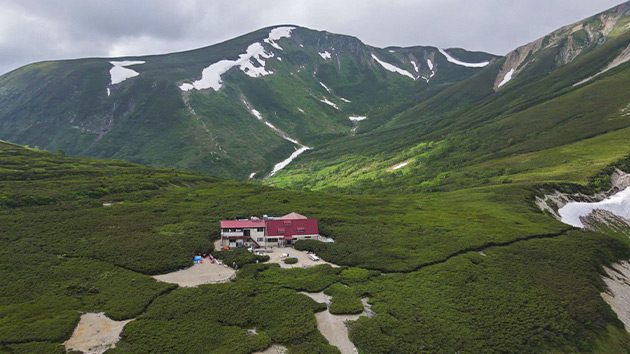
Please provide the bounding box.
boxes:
[220,212,319,248]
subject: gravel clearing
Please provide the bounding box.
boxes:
[64,312,132,354]
[265,248,340,269]
[152,260,236,287]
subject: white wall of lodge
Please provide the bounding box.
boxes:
[220,227,318,248]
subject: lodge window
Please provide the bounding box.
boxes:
[304,236,311,239]
[283,221,291,225]
[257,237,264,242]
[257,228,264,232]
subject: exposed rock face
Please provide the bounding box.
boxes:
[601,261,630,332]
[494,2,630,91]
[581,209,630,234]
[536,168,630,231]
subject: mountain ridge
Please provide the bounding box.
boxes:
[0,24,498,180]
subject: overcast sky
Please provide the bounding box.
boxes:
[0,0,625,75]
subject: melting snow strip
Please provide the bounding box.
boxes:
[349,116,367,121]
[391,162,409,170]
[371,54,415,80]
[320,98,339,110]
[109,60,145,85]
[269,146,311,177]
[339,97,351,103]
[438,48,489,68]
[411,61,419,73]
[319,81,332,94]
[498,69,515,88]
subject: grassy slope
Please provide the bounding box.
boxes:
[1,138,630,353]
[268,31,630,193]
[0,25,499,181]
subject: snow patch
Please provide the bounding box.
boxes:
[498,69,515,88]
[422,59,436,83]
[106,88,110,97]
[250,109,263,120]
[349,116,367,121]
[277,57,282,61]
[392,162,408,170]
[297,108,305,113]
[320,98,339,110]
[249,172,257,179]
[558,187,630,228]
[438,48,489,68]
[181,27,296,91]
[319,81,332,93]
[371,54,415,80]
[411,61,419,73]
[269,146,311,177]
[180,43,274,91]
[109,60,145,85]
[339,97,351,103]
[264,26,295,50]
[319,51,332,60]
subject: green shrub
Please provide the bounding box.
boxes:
[325,283,364,315]
[284,257,298,264]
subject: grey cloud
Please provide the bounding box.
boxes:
[0,0,624,74]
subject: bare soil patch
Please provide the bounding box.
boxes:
[64,312,132,354]
[153,260,236,287]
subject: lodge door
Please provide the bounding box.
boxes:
[244,229,250,236]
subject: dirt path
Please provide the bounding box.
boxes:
[253,344,288,354]
[300,291,373,354]
[64,312,133,354]
[601,261,630,331]
[153,260,236,287]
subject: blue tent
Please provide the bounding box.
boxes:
[193,255,203,263]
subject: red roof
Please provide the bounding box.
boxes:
[220,220,265,228]
[266,218,319,237]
